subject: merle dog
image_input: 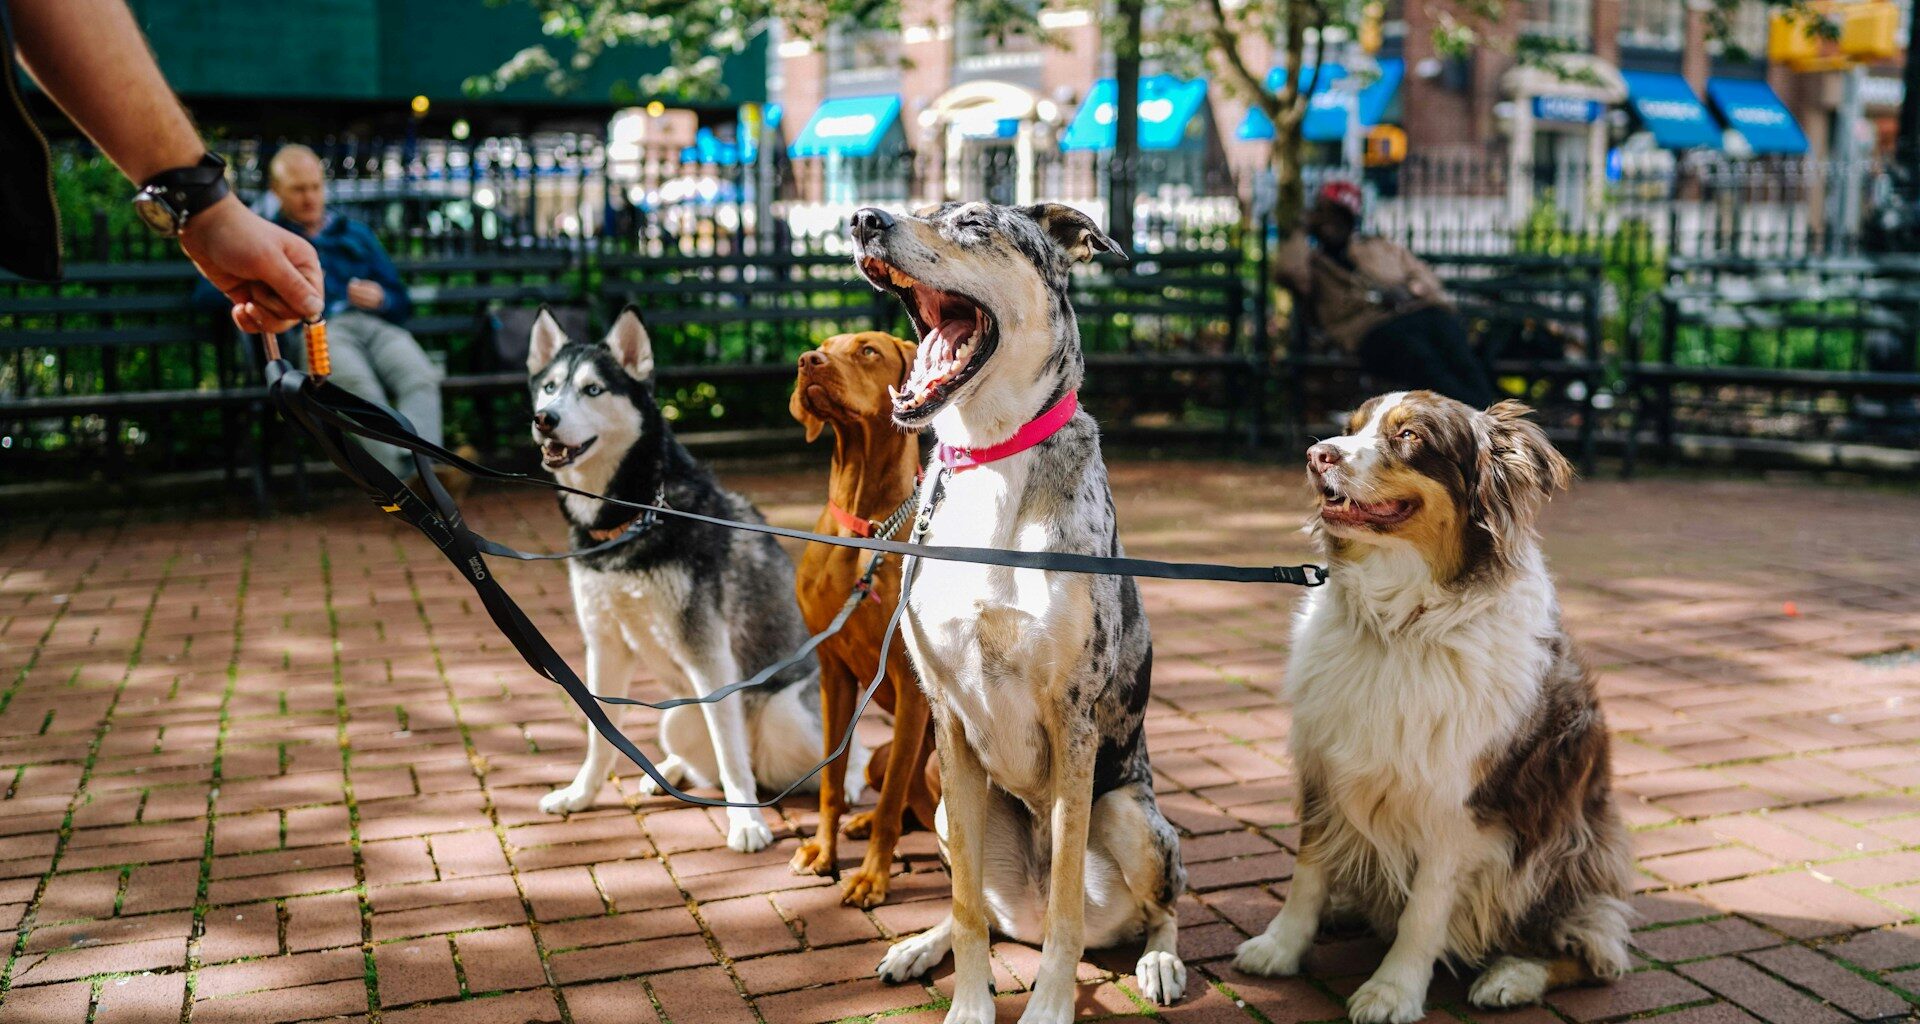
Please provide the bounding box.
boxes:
[526,307,858,852]
[852,203,1187,1024]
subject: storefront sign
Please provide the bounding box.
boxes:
[1534,96,1603,123]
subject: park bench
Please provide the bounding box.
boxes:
[1624,254,1920,473]
[0,261,276,505]
[1073,247,1260,446]
[1282,252,1606,471]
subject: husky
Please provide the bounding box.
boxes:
[851,203,1187,1024]
[526,307,858,853]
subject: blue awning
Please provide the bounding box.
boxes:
[1059,75,1210,152]
[789,95,901,158]
[1621,71,1720,150]
[1237,59,1404,142]
[680,127,743,165]
[1707,78,1808,155]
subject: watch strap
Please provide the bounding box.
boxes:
[141,153,230,219]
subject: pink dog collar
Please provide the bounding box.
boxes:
[935,390,1079,472]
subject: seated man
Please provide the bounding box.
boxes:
[1278,181,1494,407]
[259,144,471,494]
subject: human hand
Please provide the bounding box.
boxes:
[178,195,323,333]
[347,279,385,311]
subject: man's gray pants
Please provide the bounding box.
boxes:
[319,310,445,479]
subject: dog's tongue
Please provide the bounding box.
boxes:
[925,317,973,355]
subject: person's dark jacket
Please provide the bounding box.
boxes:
[0,0,62,281]
[276,214,413,325]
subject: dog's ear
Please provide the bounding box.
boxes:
[527,306,566,373]
[1024,203,1127,264]
[892,335,917,385]
[1471,400,1572,555]
[789,382,824,443]
[604,306,655,382]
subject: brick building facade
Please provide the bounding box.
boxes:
[773,0,1908,194]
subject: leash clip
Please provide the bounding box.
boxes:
[1302,565,1329,587]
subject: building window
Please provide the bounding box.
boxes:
[1380,0,1409,39]
[828,22,900,74]
[1723,1,1770,59]
[956,0,1044,63]
[1619,0,1684,49]
[1525,0,1592,44]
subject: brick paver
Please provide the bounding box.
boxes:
[3,462,1920,1022]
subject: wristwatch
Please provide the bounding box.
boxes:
[132,153,230,237]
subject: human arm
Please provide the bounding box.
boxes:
[8,0,321,331]
[1398,244,1448,306]
[351,224,414,324]
[1274,231,1314,296]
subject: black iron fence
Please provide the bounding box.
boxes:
[7,133,1918,500]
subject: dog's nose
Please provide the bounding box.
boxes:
[851,207,894,246]
[1307,443,1343,473]
[800,350,829,369]
[533,410,560,435]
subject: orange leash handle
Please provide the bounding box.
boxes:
[305,319,331,377]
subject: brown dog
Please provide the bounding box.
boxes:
[788,331,938,907]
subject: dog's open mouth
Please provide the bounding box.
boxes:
[859,256,996,420]
[1319,485,1419,527]
[540,436,595,469]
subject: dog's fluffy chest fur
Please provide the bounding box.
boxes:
[908,461,1092,802]
[567,562,697,679]
[1289,546,1555,844]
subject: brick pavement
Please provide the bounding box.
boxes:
[3,461,1920,1023]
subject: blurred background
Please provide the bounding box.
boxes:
[4,0,1918,503]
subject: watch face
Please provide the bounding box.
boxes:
[133,191,181,236]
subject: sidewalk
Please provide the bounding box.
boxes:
[2,462,1919,1024]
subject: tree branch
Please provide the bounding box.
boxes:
[1200,0,1279,119]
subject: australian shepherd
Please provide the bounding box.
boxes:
[1234,391,1632,1024]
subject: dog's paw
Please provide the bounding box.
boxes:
[634,756,688,797]
[727,814,774,854]
[538,783,597,815]
[840,811,875,839]
[941,990,996,1024]
[840,867,890,908]
[877,931,948,983]
[790,838,835,876]
[1135,950,1187,1005]
[1015,982,1075,1024]
[1234,931,1307,977]
[1469,958,1550,1009]
[1347,975,1427,1024]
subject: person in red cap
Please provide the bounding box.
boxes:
[1277,180,1493,406]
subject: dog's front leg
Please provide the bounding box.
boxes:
[1019,728,1095,1024]
[792,654,854,878]
[1346,846,1464,1024]
[1233,850,1327,977]
[840,660,931,908]
[687,648,775,853]
[541,623,637,814]
[937,714,997,1024]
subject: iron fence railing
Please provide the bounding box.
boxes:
[10,133,1918,497]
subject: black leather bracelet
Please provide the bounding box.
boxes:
[132,152,230,236]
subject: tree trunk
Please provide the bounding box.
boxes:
[1269,0,1314,233]
[1897,1,1920,204]
[1111,0,1144,251]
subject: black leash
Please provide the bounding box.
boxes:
[281,370,1329,588]
[260,339,1327,810]
[269,357,925,809]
